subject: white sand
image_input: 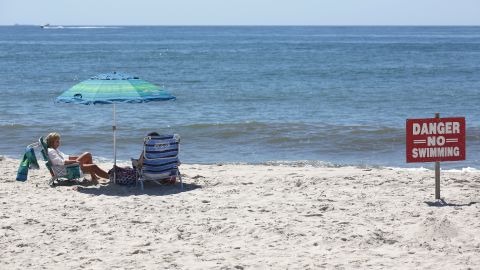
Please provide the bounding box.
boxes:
[1,157,480,269]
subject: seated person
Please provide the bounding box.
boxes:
[46,132,109,182]
[135,131,176,184]
[136,131,159,170]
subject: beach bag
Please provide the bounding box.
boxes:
[108,166,137,185]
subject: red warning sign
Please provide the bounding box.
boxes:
[406,117,465,163]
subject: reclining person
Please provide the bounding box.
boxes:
[46,132,109,182]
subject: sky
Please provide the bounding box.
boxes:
[0,0,479,26]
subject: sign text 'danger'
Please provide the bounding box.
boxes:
[406,117,465,163]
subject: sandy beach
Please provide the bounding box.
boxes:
[1,157,479,269]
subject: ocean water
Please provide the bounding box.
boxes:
[1,26,480,168]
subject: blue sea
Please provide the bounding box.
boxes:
[1,26,480,169]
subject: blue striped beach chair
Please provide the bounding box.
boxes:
[135,134,182,190]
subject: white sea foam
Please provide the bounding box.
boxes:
[442,167,480,173]
[385,166,480,173]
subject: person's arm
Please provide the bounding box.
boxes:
[59,151,78,165]
[48,149,78,166]
[64,160,78,165]
[138,151,144,168]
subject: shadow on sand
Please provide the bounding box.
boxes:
[73,181,202,197]
[424,199,477,207]
[51,179,98,187]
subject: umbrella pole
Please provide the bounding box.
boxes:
[113,103,117,183]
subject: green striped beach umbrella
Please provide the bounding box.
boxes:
[56,72,176,178]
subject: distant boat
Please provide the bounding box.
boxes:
[40,24,64,29]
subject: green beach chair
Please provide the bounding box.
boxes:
[38,136,83,187]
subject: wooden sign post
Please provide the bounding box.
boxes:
[434,113,440,200]
[406,114,466,199]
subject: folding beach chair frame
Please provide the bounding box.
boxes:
[37,137,83,187]
[135,134,183,190]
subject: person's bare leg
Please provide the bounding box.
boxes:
[95,166,109,179]
[76,153,97,180]
[82,164,109,179]
[80,164,98,181]
[75,152,93,166]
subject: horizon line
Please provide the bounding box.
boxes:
[3,24,480,27]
